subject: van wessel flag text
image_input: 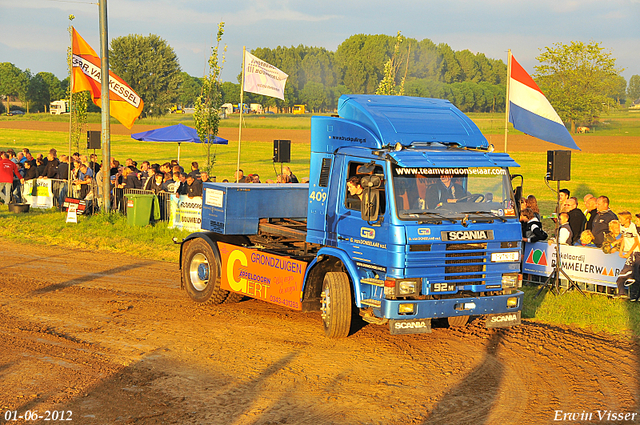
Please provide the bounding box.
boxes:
[71,27,143,129]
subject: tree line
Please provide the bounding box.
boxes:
[1,33,638,125]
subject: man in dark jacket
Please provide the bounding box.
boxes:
[566,197,585,245]
[186,174,203,198]
[41,152,59,179]
[592,196,618,248]
[584,196,598,232]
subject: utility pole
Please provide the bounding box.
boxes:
[99,0,111,211]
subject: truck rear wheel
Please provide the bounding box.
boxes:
[182,239,229,304]
[321,272,352,338]
[447,315,470,327]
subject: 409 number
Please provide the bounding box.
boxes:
[309,191,327,202]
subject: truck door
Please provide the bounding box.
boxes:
[335,160,390,273]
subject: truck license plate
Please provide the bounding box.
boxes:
[431,282,456,293]
[486,311,521,328]
[389,319,432,335]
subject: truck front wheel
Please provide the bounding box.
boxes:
[321,272,352,338]
[182,239,229,304]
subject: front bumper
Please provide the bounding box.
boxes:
[378,290,523,320]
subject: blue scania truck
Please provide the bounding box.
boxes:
[179,95,524,337]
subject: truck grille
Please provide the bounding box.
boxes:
[444,243,486,284]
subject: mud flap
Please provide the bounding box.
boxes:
[486,311,521,328]
[389,318,432,335]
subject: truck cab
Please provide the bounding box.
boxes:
[304,95,523,334]
[180,95,524,338]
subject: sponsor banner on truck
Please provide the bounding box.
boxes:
[218,242,307,311]
[523,242,625,287]
[168,195,202,232]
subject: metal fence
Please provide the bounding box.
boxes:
[16,178,173,222]
[522,273,617,295]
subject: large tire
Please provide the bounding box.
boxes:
[321,272,353,338]
[447,315,470,327]
[182,239,229,304]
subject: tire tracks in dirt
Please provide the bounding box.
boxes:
[0,240,638,424]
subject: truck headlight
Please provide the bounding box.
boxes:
[501,273,520,288]
[398,280,418,296]
[399,303,416,314]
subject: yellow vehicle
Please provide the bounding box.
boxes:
[170,105,185,114]
[293,104,306,114]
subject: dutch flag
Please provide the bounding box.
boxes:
[509,55,580,150]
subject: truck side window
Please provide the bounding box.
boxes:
[344,162,386,214]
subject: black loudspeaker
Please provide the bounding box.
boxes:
[547,150,571,181]
[273,140,291,163]
[87,131,101,150]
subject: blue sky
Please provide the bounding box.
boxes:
[1,0,638,85]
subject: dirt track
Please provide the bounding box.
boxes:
[1,241,639,424]
[2,120,640,153]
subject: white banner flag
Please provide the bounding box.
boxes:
[243,51,288,100]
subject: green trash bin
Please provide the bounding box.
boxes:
[125,194,154,226]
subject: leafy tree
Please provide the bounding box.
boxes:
[627,75,640,102]
[611,75,627,105]
[221,81,240,105]
[178,72,202,108]
[376,32,406,96]
[534,41,622,131]
[300,81,328,112]
[109,34,181,117]
[194,22,225,173]
[26,72,48,112]
[0,62,29,112]
[37,72,65,112]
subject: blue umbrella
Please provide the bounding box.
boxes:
[131,123,228,163]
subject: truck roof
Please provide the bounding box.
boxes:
[337,95,488,149]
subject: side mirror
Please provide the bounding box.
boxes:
[362,189,380,222]
[511,174,524,213]
[360,175,382,222]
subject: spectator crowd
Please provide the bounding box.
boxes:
[0,147,305,210]
[519,190,640,301]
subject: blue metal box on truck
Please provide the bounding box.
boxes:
[201,182,309,235]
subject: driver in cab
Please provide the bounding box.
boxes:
[438,174,467,205]
[346,175,364,210]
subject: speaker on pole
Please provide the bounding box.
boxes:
[87,131,101,150]
[547,150,571,181]
[273,140,291,163]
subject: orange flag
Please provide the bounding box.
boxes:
[71,27,143,129]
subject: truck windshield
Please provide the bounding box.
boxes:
[392,166,517,220]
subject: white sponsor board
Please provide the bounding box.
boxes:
[168,195,202,232]
[22,179,54,209]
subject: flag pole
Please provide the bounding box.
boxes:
[67,23,74,203]
[99,0,111,211]
[504,49,511,153]
[236,46,246,183]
